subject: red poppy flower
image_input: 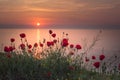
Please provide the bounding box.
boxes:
[118,63,120,70]
[4,46,10,53]
[34,43,38,47]
[9,46,14,52]
[85,57,89,62]
[70,44,74,48]
[40,43,43,47]
[28,44,32,49]
[20,33,26,38]
[62,38,69,47]
[75,44,82,50]
[46,72,51,77]
[92,56,96,60]
[69,66,75,70]
[6,53,11,58]
[50,41,54,46]
[99,54,105,61]
[10,38,15,42]
[47,41,51,47]
[20,44,25,50]
[52,33,56,38]
[53,39,57,43]
[49,30,53,34]
[69,51,74,55]
[93,62,100,68]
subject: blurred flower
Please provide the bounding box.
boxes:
[49,30,53,34]
[20,33,26,38]
[46,72,52,77]
[99,54,105,61]
[70,44,74,48]
[20,44,25,50]
[47,41,51,47]
[10,38,15,42]
[85,57,89,62]
[6,53,11,58]
[4,46,10,53]
[69,51,74,55]
[92,56,96,60]
[75,44,82,50]
[53,39,57,43]
[34,43,38,47]
[69,66,75,70]
[28,44,32,49]
[93,62,100,68]
[52,33,56,38]
[40,43,43,47]
[62,38,69,47]
[9,46,14,52]
[118,63,120,70]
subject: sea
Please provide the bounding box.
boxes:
[0,28,120,58]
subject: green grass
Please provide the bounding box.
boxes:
[0,52,120,80]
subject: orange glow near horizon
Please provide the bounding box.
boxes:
[37,22,40,26]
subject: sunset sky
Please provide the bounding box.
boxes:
[0,0,120,29]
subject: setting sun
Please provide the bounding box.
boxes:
[37,22,40,26]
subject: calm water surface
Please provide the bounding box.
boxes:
[0,29,120,56]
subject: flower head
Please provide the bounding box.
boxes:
[4,46,10,53]
[20,33,26,38]
[99,54,105,61]
[49,30,53,34]
[40,43,43,47]
[93,62,100,68]
[20,44,25,50]
[34,43,38,47]
[70,44,74,48]
[10,38,15,42]
[28,44,32,49]
[52,33,56,38]
[92,56,96,60]
[62,38,69,47]
[75,44,82,50]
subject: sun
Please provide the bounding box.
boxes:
[37,22,40,26]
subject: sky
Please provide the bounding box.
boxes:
[0,0,120,29]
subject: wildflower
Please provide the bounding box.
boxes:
[69,66,75,70]
[47,41,51,47]
[85,57,89,62]
[52,33,56,38]
[92,56,96,60]
[20,33,26,38]
[28,44,32,49]
[70,44,74,48]
[99,54,105,61]
[49,30,53,34]
[28,50,32,53]
[118,63,120,70]
[50,41,54,46]
[20,44,25,50]
[93,62,100,68]
[69,51,74,55]
[40,43,43,47]
[75,44,82,50]
[4,46,10,53]
[62,38,69,47]
[34,43,38,47]
[9,46,14,52]
[10,38,15,42]
[6,53,11,58]
[46,72,52,77]
[53,39,57,43]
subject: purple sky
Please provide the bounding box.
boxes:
[0,0,120,28]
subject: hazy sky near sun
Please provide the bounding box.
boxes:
[0,0,120,28]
